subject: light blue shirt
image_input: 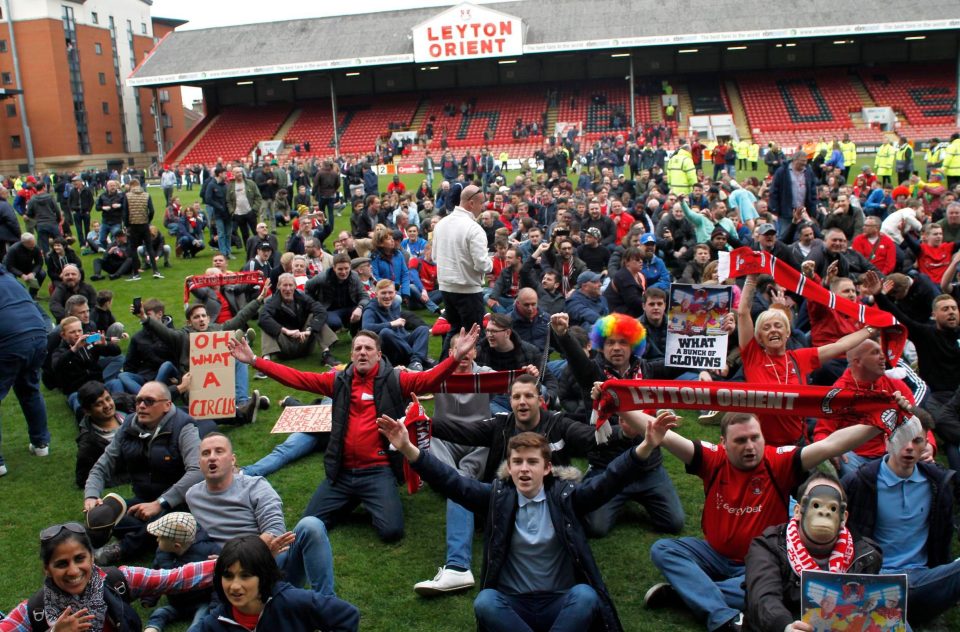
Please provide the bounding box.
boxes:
[876,457,931,572]
[498,487,576,594]
[728,188,758,223]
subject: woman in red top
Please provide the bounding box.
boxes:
[737,274,876,447]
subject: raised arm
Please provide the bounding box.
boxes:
[737,274,757,350]
[817,325,875,364]
[800,422,882,471]
[617,408,695,464]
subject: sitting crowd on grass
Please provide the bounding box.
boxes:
[3,133,960,631]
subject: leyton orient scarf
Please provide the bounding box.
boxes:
[401,368,530,494]
[717,247,907,364]
[590,379,906,443]
[785,518,854,576]
[183,271,266,308]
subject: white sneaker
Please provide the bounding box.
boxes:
[29,443,49,457]
[0,464,7,476]
[414,567,475,596]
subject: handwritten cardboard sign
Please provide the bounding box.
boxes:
[188,331,236,420]
[270,405,332,434]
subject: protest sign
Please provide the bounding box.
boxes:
[801,569,907,631]
[188,331,236,420]
[270,405,332,434]
[665,283,732,370]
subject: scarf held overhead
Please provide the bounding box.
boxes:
[590,379,906,443]
[401,368,530,494]
[717,247,906,364]
[183,271,266,308]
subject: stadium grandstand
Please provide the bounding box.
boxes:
[129,0,960,172]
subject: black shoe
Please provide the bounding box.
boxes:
[643,583,682,610]
[258,395,270,410]
[321,349,339,368]
[237,391,259,425]
[91,275,103,281]
[108,273,120,280]
[717,613,743,631]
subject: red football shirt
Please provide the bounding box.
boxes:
[919,242,955,284]
[689,441,804,562]
[740,339,821,446]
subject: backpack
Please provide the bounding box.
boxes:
[26,567,136,632]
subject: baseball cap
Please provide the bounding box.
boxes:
[578,271,602,286]
[640,232,657,245]
[257,241,273,251]
[758,223,777,235]
[147,512,197,544]
[711,226,729,238]
[586,227,602,240]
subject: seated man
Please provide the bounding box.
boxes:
[186,433,337,595]
[843,415,960,628]
[744,472,882,631]
[566,270,609,329]
[510,288,550,352]
[259,272,334,365]
[476,313,559,414]
[75,381,128,489]
[305,252,368,337]
[378,412,675,632]
[642,409,898,632]
[362,279,431,371]
[90,230,135,281]
[49,264,96,322]
[52,315,124,412]
[83,380,203,564]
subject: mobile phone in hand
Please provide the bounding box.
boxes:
[132,297,142,313]
[86,333,102,344]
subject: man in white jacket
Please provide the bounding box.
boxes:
[433,184,493,348]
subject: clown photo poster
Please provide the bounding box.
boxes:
[665,284,732,370]
[801,570,907,631]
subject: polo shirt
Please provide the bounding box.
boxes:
[877,458,930,573]
[499,486,576,594]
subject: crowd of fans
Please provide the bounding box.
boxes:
[2,128,960,632]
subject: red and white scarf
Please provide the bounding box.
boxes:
[183,271,266,308]
[590,379,906,443]
[717,247,907,364]
[401,368,531,494]
[785,518,854,575]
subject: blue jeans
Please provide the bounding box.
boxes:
[117,362,180,394]
[235,360,250,405]
[68,378,123,414]
[99,222,122,248]
[650,537,745,631]
[837,451,877,480]
[275,516,336,595]
[0,334,50,464]
[326,307,356,332]
[582,464,684,537]
[429,439,489,570]
[474,584,599,632]
[244,432,325,478]
[214,215,233,256]
[318,196,336,227]
[303,466,404,542]
[36,224,61,255]
[900,561,960,623]
[546,359,567,380]
[379,326,429,366]
[146,602,209,631]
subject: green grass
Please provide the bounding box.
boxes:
[0,166,956,630]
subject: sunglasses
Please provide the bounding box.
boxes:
[40,522,86,543]
[135,396,169,407]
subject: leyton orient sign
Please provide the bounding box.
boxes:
[412,3,525,63]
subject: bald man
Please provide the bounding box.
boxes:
[50,263,97,322]
[433,183,492,351]
[814,338,934,477]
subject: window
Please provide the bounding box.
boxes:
[102,101,109,114]
[95,42,102,54]
[91,12,98,24]
[141,22,147,34]
[0,40,7,53]
[105,131,112,144]
[5,104,14,117]
[98,72,106,85]
[11,135,21,149]
[1,72,10,85]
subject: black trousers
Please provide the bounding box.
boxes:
[440,290,485,355]
[126,224,155,273]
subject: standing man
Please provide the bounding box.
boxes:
[227,166,264,245]
[67,175,94,245]
[433,184,492,348]
[122,179,159,280]
[768,153,817,243]
[206,168,232,259]
[422,150,435,189]
[227,325,480,542]
[97,179,125,249]
[895,136,914,185]
[0,263,51,476]
[160,165,177,205]
[24,181,62,255]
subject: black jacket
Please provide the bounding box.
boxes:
[0,200,20,245]
[67,186,95,214]
[259,291,327,338]
[476,331,558,401]
[97,190,125,225]
[411,446,645,631]
[50,281,97,322]
[122,316,177,378]
[2,241,44,277]
[843,459,958,569]
[51,338,122,394]
[305,268,368,311]
[744,523,882,632]
[45,247,84,285]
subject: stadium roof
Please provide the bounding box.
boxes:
[129,0,960,87]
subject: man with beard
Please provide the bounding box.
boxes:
[744,472,882,631]
[50,264,97,322]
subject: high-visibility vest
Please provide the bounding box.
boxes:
[748,143,760,162]
[667,149,697,194]
[841,141,857,166]
[925,145,945,167]
[944,139,960,177]
[874,144,895,176]
[815,141,830,157]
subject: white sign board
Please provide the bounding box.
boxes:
[412,3,524,63]
[665,284,732,371]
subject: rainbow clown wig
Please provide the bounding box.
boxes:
[590,314,647,358]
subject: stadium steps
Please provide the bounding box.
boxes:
[723,80,752,141]
[168,113,219,164]
[274,108,303,142]
[849,74,876,109]
[676,84,694,134]
[649,94,662,123]
[544,100,558,134]
[408,98,429,132]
